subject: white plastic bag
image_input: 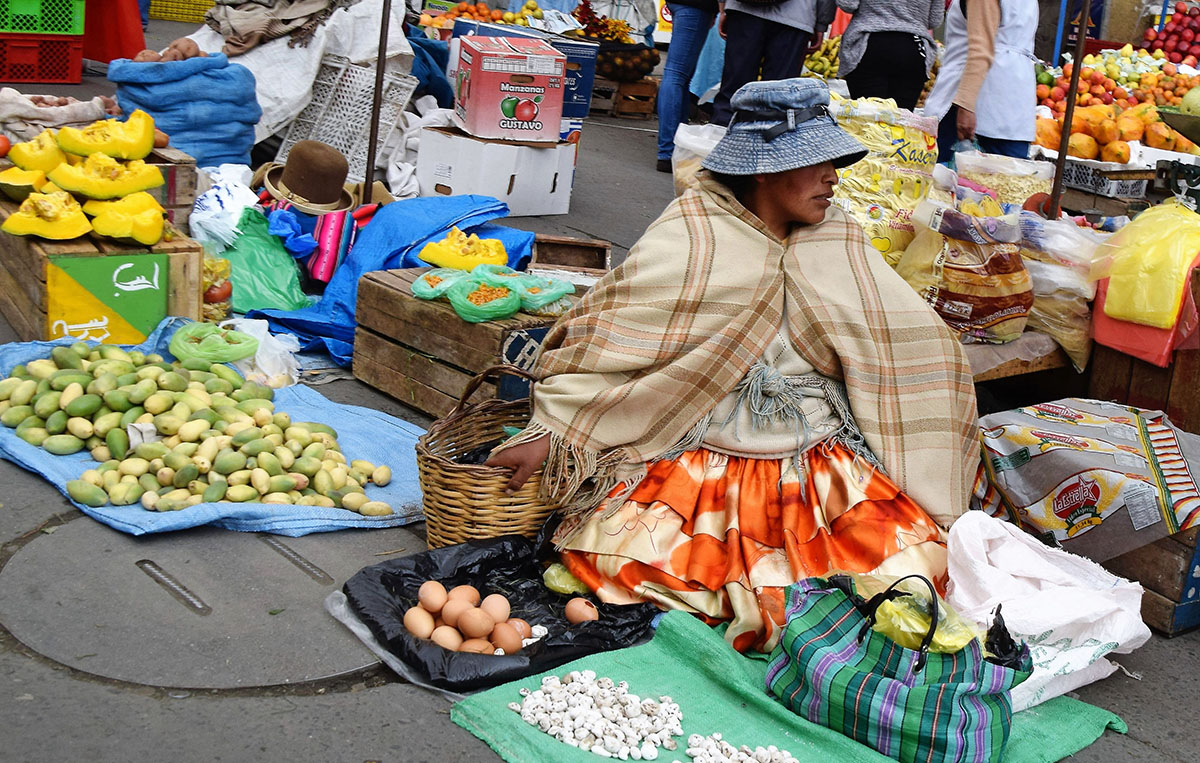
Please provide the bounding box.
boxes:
[946,511,1150,711]
[671,123,726,197]
[189,165,262,253]
[222,318,301,389]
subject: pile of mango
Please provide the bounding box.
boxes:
[0,342,393,515]
[0,110,167,244]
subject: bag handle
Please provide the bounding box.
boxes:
[449,363,538,418]
[855,574,940,673]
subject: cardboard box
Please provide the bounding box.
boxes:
[453,36,565,143]
[451,20,597,120]
[422,0,457,14]
[560,118,582,145]
[416,126,576,216]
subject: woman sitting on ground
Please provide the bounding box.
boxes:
[487,79,979,653]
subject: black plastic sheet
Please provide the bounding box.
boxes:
[343,535,660,692]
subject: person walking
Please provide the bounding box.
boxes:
[711,0,836,127]
[923,0,1039,160]
[837,0,943,110]
[657,0,719,172]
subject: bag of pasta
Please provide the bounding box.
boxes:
[896,201,1033,343]
[829,97,939,265]
[954,150,1053,208]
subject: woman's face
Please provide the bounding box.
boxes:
[752,161,839,228]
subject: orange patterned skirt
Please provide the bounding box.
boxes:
[559,443,948,653]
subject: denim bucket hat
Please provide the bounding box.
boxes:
[702,79,867,175]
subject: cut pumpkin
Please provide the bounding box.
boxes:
[0,167,47,202]
[48,153,164,199]
[82,190,165,218]
[91,207,164,245]
[55,109,156,160]
[1,191,92,239]
[8,129,66,172]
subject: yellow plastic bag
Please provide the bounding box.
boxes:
[842,573,984,654]
[417,226,507,270]
[1104,200,1200,329]
[829,97,939,264]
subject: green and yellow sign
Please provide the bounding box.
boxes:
[46,254,168,344]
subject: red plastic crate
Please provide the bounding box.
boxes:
[0,31,82,83]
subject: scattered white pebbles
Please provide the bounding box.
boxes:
[676,733,800,763]
[511,670,683,759]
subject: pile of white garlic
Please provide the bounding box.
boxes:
[675,733,799,763]
[511,670,684,760]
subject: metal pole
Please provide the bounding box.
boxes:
[363,0,394,204]
[1048,0,1091,218]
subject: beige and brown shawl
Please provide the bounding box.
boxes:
[507,174,979,532]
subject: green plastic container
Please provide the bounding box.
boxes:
[0,0,85,36]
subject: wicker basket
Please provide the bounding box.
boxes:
[416,365,558,549]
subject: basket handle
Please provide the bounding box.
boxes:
[450,363,538,417]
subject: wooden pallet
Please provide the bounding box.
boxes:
[1105,528,1200,637]
[590,77,658,119]
[0,201,202,342]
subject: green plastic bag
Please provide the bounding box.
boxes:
[223,208,311,314]
[472,264,574,315]
[445,277,522,323]
[169,322,259,363]
[411,268,469,299]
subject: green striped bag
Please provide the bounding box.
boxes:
[765,576,1032,763]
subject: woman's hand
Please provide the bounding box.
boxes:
[956,108,977,141]
[485,435,551,495]
[718,9,727,38]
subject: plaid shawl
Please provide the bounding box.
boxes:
[509,175,978,532]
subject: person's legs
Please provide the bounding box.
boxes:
[936,104,960,162]
[844,33,891,101]
[890,35,930,111]
[976,135,1031,158]
[712,10,768,126]
[845,33,926,109]
[139,0,150,28]
[759,20,808,81]
[658,4,715,164]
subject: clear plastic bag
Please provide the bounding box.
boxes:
[224,318,301,389]
[671,123,726,197]
[954,150,1054,207]
[1018,212,1113,280]
[1022,258,1096,371]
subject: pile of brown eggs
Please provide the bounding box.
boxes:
[403,581,600,654]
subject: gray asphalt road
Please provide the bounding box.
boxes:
[0,20,1195,762]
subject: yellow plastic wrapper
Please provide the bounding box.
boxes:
[1103,200,1200,329]
[418,226,507,271]
[829,96,939,265]
[543,562,590,595]
[847,573,984,654]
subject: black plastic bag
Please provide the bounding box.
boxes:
[343,535,660,692]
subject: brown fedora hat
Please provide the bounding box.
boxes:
[263,140,355,215]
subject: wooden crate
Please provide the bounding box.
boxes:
[590,77,658,119]
[1089,269,1200,636]
[354,233,612,418]
[144,145,199,233]
[0,201,202,342]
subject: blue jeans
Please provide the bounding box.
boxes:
[139,0,151,26]
[937,105,1031,162]
[657,4,714,160]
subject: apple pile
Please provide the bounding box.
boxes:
[1143,3,1200,66]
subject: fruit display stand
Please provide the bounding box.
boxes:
[0,200,202,344]
[353,234,610,418]
[590,76,658,118]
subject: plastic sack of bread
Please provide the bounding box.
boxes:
[671,123,726,197]
[895,201,1033,343]
[975,398,1200,563]
[1103,200,1200,329]
[829,97,939,265]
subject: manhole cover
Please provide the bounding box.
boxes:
[0,518,422,689]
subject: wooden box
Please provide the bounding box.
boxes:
[354,234,611,418]
[590,77,658,119]
[144,145,199,233]
[0,201,202,343]
[1089,270,1200,636]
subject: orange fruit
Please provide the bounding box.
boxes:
[1035,117,1063,149]
[1037,83,1051,100]
[1092,118,1120,144]
[1100,140,1131,163]
[456,1,468,9]
[1116,116,1144,142]
[1145,121,1176,150]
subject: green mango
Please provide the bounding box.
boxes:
[240,438,275,457]
[143,392,173,415]
[153,413,184,435]
[236,399,274,416]
[213,450,247,475]
[43,434,85,455]
[209,363,244,390]
[154,496,189,512]
[119,406,146,429]
[51,345,84,370]
[44,410,68,435]
[256,451,283,476]
[134,441,169,461]
[157,371,188,392]
[97,345,133,363]
[225,485,259,503]
[64,394,103,418]
[86,372,118,397]
[163,452,191,471]
[0,378,21,401]
[1,405,34,428]
[187,408,218,426]
[67,479,109,507]
[127,350,146,366]
[202,479,228,502]
[33,391,62,418]
[128,379,157,405]
[231,427,263,447]
[173,463,200,489]
[49,371,92,391]
[17,427,49,446]
[69,341,91,358]
[291,457,322,478]
[107,482,144,506]
[268,475,298,494]
[139,473,160,493]
[9,364,28,379]
[105,428,129,460]
[179,358,212,372]
[102,389,133,412]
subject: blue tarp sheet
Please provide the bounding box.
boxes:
[0,319,426,537]
[249,195,535,366]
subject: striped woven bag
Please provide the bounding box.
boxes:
[765,576,1032,763]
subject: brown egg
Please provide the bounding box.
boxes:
[418,580,448,614]
[565,597,599,624]
[403,606,436,639]
[507,618,533,639]
[433,617,445,629]
[441,598,473,628]
[490,622,523,655]
[448,584,481,606]
[460,638,495,654]
[480,593,511,623]
[459,607,496,639]
[430,625,463,651]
